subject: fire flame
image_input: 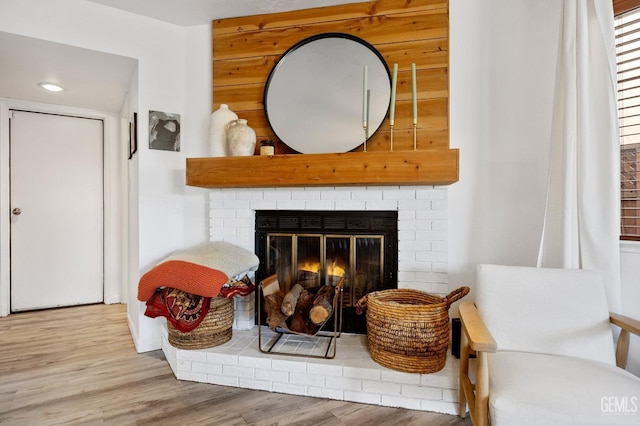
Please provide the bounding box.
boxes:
[298,261,320,273]
[328,262,346,277]
[298,261,345,277]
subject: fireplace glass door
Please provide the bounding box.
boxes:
[256,210,397,333]
[266,233,383,309]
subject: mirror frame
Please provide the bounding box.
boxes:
[263,32,391,154]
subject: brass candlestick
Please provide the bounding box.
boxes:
[389,121,394,151]
[413,120,417,151]
[363,123,368,152]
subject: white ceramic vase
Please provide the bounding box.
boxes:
[226,119,257,156]
[209,104,238,156]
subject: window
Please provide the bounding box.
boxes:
[615,1,640,240]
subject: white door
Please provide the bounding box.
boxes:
[10,111,104,312]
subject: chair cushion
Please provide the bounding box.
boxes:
[488,351,640,426]
[476,264,615,365]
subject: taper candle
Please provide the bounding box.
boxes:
[390,63,398,124]
[366,89,371,138]
[411,63,417,124]
[363,65,368,127]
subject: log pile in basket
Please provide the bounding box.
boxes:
[355,287,469,374]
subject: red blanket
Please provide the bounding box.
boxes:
[143,276,256,333]
[144,288,211,333]
[137,260,229,302]
[219,275,256,298]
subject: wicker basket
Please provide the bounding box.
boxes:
[168,297,234,350]
[358,287,469,373]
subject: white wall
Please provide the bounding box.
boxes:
[449,0,640,375]
[448,0,560,294]
[0,0,211,351]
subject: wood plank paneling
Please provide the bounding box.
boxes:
[212,0,448,35]
[212,56,279,88]
[195,0,455,187]
[212,0,449,153]
[377,38,449,70]
[212,11,447,60]
[212,66,447,107]
[212,39,448,88]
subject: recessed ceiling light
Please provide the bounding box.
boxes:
[39,83,64,92]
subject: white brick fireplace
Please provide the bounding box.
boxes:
[210,185,449,295]
[161,185,459,415]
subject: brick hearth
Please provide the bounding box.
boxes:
[161,322,460,415]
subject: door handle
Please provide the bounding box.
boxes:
[12,208,21,215]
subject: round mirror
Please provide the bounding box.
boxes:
[264,33,391,154]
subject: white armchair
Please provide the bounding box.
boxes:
[458,264,640,426]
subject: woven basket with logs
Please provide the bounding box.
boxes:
[356,287,469,373]
[168,296,234,350]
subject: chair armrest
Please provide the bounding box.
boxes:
[610,312,640,337]
[458,302,496,426]
[610,312,640,369]
[459,302,497,353]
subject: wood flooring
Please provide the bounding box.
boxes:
[0,304,472,425]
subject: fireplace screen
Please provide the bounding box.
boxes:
[267,234,383,306]
[256,211,397,333]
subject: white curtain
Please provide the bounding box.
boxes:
[537,0,621,311]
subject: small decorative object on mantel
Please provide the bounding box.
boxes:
[259,139,275,156]
[226,118,256,156]
[356,286,470,373]
[209,104,237,156]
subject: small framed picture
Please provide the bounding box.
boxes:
[128,112,138,159]
[149,110,180,152]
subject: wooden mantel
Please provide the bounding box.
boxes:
[186,149,458,188]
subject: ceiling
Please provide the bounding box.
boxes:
[0,31,137,113]
[0,0,365,113]
[86,0,367,26]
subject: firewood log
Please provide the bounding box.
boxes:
[288,289,317,334]
[261,275,281,297]
[309,285,335,325]
[355,295,368,315]
[264,291,287,330]
[281,283,304,316]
